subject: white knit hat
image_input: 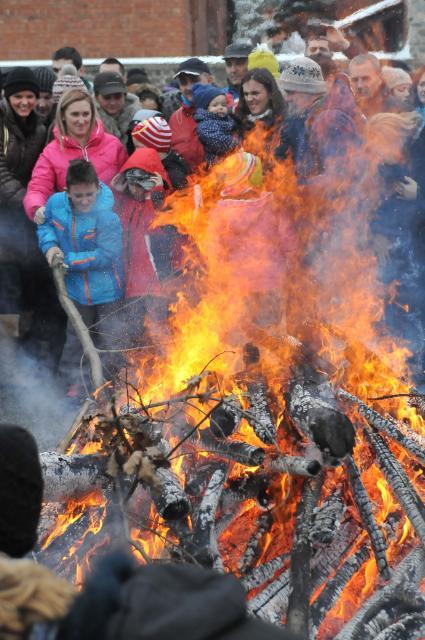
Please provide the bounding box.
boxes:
[382,65,412,91]
[279,56,327,95]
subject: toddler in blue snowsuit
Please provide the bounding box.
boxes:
[192,83,239,165]
[37,159,124,396]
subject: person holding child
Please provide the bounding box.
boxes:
[37,159,123,397]
[192,83,240,166]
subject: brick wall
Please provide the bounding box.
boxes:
[0,0,192,60]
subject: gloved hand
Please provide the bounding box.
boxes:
[45,246,64,266]
[34,206,46,225]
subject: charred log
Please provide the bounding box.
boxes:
[245,378,277,445]
[345,455,391,579]
[363,429,425,546]
[194,431,265,466]
[248,565,291,624]
[263,454,322,477]
[40,452,108,502]
[311,543,371,635]
[242,554,289,592]
[210,398,242,438]
[374,613,425,640]
[238,511,273,574]
[286,365,355,459]
[335,546,425,640]
[310,490,346,547]
[148,467,191,521]
[338,389,425,466]
[190,463,228,567]
[285,473,324,640]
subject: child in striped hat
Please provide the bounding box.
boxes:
[132,116,190,189]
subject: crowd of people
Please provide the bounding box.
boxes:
[1,34,425,402]
[0,30,425,640]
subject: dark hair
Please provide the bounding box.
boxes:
[238,68,286,122]
[101,57,125,76]
[311,54,338,80]
[66,159,99,189]
[412,65,425,106]
[52,46,83,70]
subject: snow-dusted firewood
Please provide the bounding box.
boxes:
[40,452,107,502]
[345,455,390,579]
[338,389,425,466]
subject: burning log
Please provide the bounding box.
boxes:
[338,389,425,466]
[190,463,228,567]
[345,455,391,579]
[286,365,355,459]
[245,379,277,445]
[248,565,291,623]
[220,473,270,511]
[311,542,371,636]
[310,490,346,547]
[263,454,322,478]
[209,398,242,438]
[363,429,425,546]
[148,466,191,521]
[238,511,273,574]
[311,519,361,583]
[40,452,108,502]
[37,508,96,568]
[195,431,265,466]
[335,546,425,640]
[374,613,425,640]
[285,473,323,639]
[242,554,289,592]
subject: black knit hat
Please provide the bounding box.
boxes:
[4,66,40,99]
[33,66,56,94]
[0,424,43,558]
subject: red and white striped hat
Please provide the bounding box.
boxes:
[131,116,172,152]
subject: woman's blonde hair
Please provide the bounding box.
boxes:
[55,89,98,141]
[365,111,423,162]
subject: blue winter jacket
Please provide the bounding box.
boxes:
[37,183,124,305]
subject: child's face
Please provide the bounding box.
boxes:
[208,95,228,118]
[68,182,99,213]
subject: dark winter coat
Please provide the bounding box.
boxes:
[0,99,46,265]
[57,551,297,640]
[194,109,239,165]
[0,99,46,208]
[169,104,205,170]
[162,150,191,189]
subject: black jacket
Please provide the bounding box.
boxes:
[162,150,191,189]
[58,552,297,640]
[0,99,46,208]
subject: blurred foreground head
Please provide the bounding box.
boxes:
[0,424,43,557]
[57,551,298,640]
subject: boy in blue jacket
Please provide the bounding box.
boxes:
[37,159,124,397]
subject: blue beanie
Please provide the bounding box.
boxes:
[192,83,225,110]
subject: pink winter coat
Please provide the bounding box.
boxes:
[24,120,128,220]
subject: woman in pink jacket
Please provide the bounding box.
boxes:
[24,89,127,222]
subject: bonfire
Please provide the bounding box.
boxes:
[37,144,425,640]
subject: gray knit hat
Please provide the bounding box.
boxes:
[279,56,327,95]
